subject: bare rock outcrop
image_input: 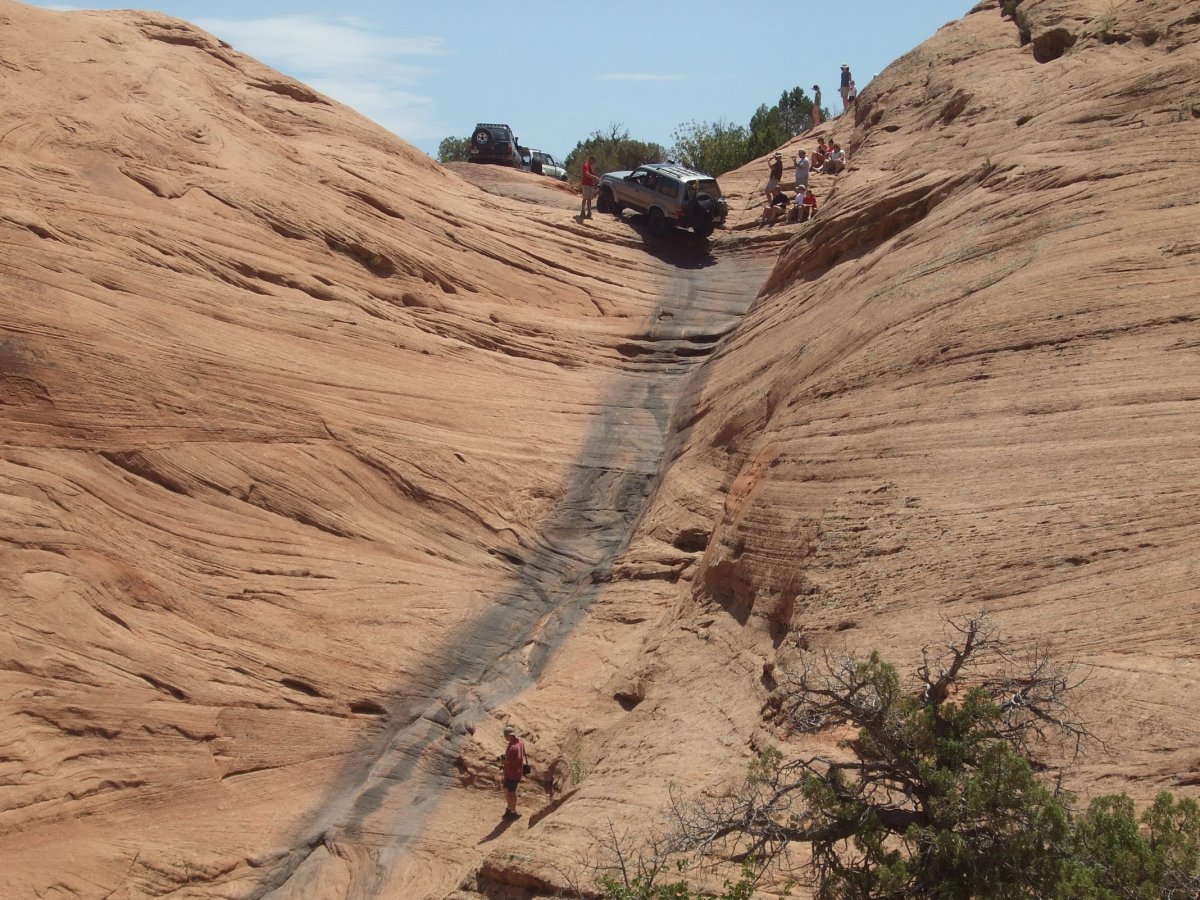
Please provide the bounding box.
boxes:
[2,0,1198,898]
[0,1,761,896]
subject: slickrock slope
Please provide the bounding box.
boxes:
[0,1,774,897]
[1,0,1198,898]
[454,0,1200,895]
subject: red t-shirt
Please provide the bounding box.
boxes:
[503,739,527,780]
[582,161,597,186]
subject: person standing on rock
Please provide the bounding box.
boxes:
[793,149,811,191]
[580,155,598,220]
[500,725,528,820]
[812,85,823,127]
[765,151,784,201]
[839,64,853,113]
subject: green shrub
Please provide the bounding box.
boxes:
[644,616,1200,899]
[436,135,471,163]
[563,125,666,180]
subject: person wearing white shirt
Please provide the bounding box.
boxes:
[793,150,811,190]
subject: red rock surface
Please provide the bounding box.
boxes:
[2,0,1199,897]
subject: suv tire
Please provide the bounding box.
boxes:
[646,207,670,237]
[687,194,716,238]
[596,188,613,214]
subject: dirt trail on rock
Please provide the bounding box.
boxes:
[0,4,780,896]
[5,2,1198,898]
[256,181,775,897]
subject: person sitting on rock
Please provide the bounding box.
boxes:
[759,186,790,226]
[800,187,818,221]
[822,143,846,174]
[786,187,818,224]
[811,138,830,171]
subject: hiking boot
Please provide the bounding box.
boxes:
[502,809,520,820]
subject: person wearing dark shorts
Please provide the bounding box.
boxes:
[501,725,527,820]
[765,151,783,201]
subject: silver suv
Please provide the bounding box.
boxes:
[596,163,728,238]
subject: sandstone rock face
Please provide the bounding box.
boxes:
[1,0,1198,897]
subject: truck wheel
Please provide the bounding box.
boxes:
[646,207,669,237]
[694,222,715,239]
[597,189,614,214]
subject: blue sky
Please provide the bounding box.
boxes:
[32,1,971,160]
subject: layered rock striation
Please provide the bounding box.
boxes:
[1,0,1198,898]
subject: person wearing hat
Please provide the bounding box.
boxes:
[840,64,853,114]
[500,724,528,820]
[765,151,784,201]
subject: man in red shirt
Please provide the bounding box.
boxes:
[501,725,527,820]
[580,155,598,220]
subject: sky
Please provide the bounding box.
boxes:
[30,1,972,161]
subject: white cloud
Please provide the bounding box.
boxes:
[194,15,446,142]
[196,16,444,75]
[307,78,439,140]
[597,73,686,82]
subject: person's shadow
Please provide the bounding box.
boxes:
[477,815,519,844]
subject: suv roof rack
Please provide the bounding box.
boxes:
[640,162,716,180]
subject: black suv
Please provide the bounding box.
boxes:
[469,123,523,168]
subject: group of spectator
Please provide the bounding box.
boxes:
[811,139,847,175]
[756,142,842,227]
[759,181,817,226]
[812,64,858,126]
[755,64,857,228]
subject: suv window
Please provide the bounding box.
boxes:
[657,177,680,199]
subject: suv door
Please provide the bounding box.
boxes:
[655,177,682,215]
[622,168,659,212]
